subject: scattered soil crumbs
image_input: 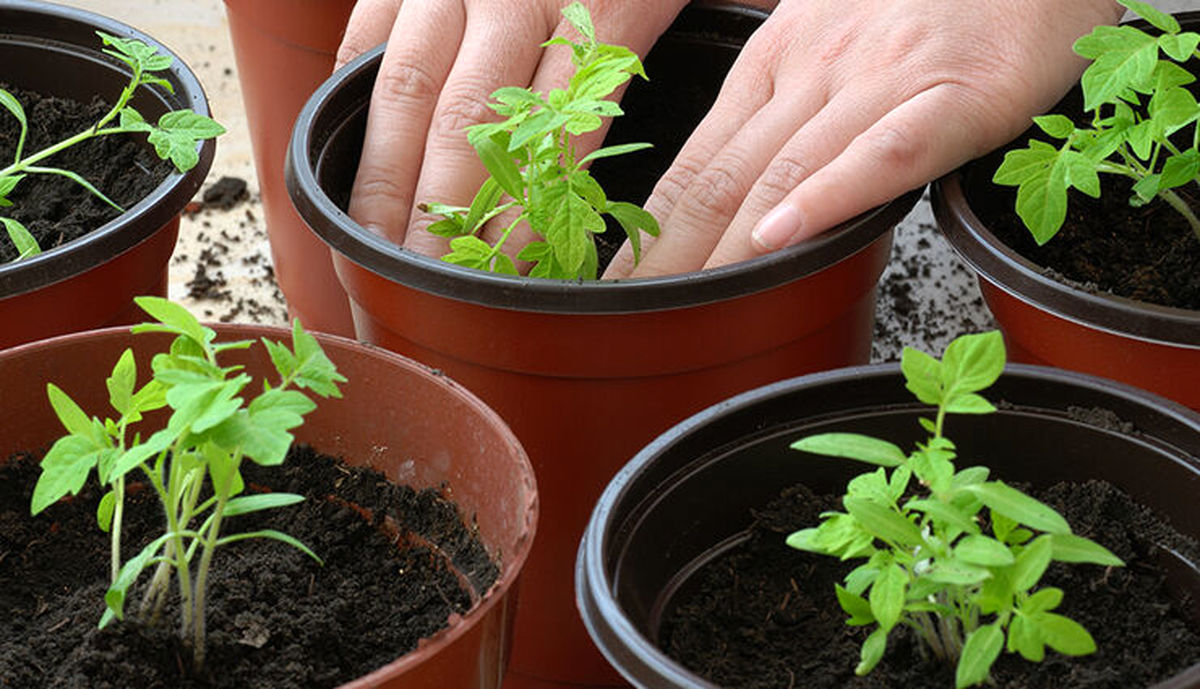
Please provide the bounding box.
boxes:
[174,176,287,326]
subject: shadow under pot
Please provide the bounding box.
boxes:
[0,1,215,349]
[932,11,1200,411]
[0,323,537,688]
[578,363,1200,688]
[286,4,920,686]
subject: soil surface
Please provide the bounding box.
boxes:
[661,480,1200,688]
[0,85,170,263]
[0,446,498,689]
[968,170,1200,311]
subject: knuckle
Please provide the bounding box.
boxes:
[651,157,704,209]
[373,60,442,108]
[431,90,497,140]
[857,123,925,171]
[756,156,811,198]
[684,161,749,217]
[355,174,410,208]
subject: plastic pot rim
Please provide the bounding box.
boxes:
[0,321,538,689]
[0,0,216,298]
[576,360,1200,689]
[285,8,921,315]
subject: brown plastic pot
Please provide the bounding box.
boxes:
[286,6,920,686]
[0,1,215,350]
[932,12,1200,411]
[223,0,357,336]
[578,363,1200,688]
[0,322,537,688]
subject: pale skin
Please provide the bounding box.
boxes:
[337,0,1126,279]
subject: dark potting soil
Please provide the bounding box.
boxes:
[0,84,170,263]
[0,445,499,689]
[661,480,1200,688]
[965,152,1200,312]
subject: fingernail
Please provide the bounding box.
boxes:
[752,203,802,252]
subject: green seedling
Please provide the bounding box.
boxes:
[1,32,225,261]
[995,0,1200,245]
[420,1,659,279]
[30,296,346,669]
[786,331,1123,688]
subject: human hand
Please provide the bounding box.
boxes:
[603,0,1125,279]
[334,0,692,258]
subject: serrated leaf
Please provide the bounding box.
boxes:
[287,321,346,398]
[956,623,1003,688]
[1075,26,1158,110]
[148,110,224,172]
[561,1,595,42]
[1119,0,1181,34]
[967,482,1070,534]
[792,433,907,467]
[30,436,103,515]
[1033,114,1076,139]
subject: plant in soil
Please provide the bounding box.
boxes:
[993,0,1200,246]
[786,331,1125,688]
[28,296,346,670]
[0,32,225,261]
[419,1,659,279]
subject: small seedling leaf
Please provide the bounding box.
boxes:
[792,433,907,467]
[956,623,1003,688]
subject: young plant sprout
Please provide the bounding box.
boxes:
[786,331,1124,688]
[0,32,225,261]
[994,0,1200,245]
[30,296,346,669]
[419,1,659,279]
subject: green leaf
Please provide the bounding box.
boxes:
[471,131,525,200]
[508,110,570,152]
[1149,85,1200,136]
[1075,25,1159,110]
[967,481,1071,534]
[855,626,889,676]
[287,320,346,398]
[106,349,137,416]
[103,532,172,625]
[844,497,922,547]
[1119,0,1181,34]
[1032,612,1096,656]
[561,1,596,43]
[544,189,602,275]
[792,433,907,467]
[906,498,981,536]
[2,217,39,259]
[943,392,996,415]
[1023,587,1064,614]
[1159,31,1200,61]
[955,623,1003,688]
[1033,114,1076,139]
[223,492,306,518]
[1048,533,1124,566]
[30,436,104,515]
[1008,614,1045,661]
[148,110,225,172]
[443,234,496,271]
[901,347,942,405]
[0,88,27,162]
[215,529,322,565]
[869,563,906,632]
[942,331,1005,399]
[97,489,116,532]
[580,142,653,165]
[1011,535,1054,592]
[926,559,993,585]
[47,384,93,437]
[1161,149,1200,189]
[134,295,211,346]
[605,201,659,264]
[835,584,876,625]
[462,177,504,234]
[955,535,1016,567]
[118,106,152,132]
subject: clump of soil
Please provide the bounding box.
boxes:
[661,480,1200,688]
[0,446,499,689]
[0,84,170,263]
